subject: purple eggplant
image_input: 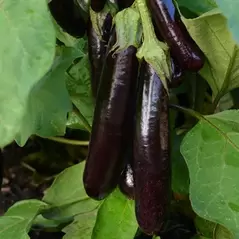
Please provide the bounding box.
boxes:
[88,14,113,98]
[83,33,139,200]
[148,0,204,71]
[134,61,171,235]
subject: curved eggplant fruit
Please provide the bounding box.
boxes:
[147,0,204,71]
[118,0,135,9]
[88,14,113,98]
[91,0,107,12]
[48,0,86,38]
[119,163,135,199]
[83,36,139,200]
[134,61,171,235]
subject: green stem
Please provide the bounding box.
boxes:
[72,104,92,133]
[46,136,89,146]
[169,104,203,120]
[136,0,156,42]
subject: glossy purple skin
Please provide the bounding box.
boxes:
[148,0,204,71]
[91,0,107,12]
[48,0,86,38]
[88,14,112,98]
[119,163,135,200]
[134,61,171,235]
[83,45,139,200]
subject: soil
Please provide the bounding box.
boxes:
[0,141,66,239]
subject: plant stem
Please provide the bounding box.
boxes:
[72,103,92,133]
[136,0,156,42]
[46,136,89,146]
[169,104,203,120]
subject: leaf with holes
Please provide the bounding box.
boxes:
[0,0,55,147]
[182,9,239,103]
[181,110,239,237]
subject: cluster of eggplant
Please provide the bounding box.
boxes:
[49,0,204,236]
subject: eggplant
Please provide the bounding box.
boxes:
[118,0,135,9]
[134,61,171,235]
[147,0,204,71]
[119,163,135,199]
[91,0,107,12]
[83,34,139,200]
[88,14,113,98]
[48,0,86,38]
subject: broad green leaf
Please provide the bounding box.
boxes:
[93,188,138,239]
[182,9,239,101]
[0,200,48,239]
[171,132,189,194]
[5,199,48,219]
[213,0,239,44]
[66,55,94,130]
[0,0,55,147]
[42,162,99,221]
[62,209,98,239]
[181,110,239,237]
[14,44,84,146]
[177,0,217,15]
[0,216,29,239]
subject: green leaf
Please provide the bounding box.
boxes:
[14,44,84,146]
[93,188,138,239]
[62,209,98,239]
[213,0,239,44]
[0,200,48,239]
[0,216,29,239]
[181,110,239,237]
[42,162,99,221]
[171,132,189,194]
[182,9,239,103]
[177,0,217,15]
[66,55,94,130]
[0,0,55,147]
[5,199,48,219]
